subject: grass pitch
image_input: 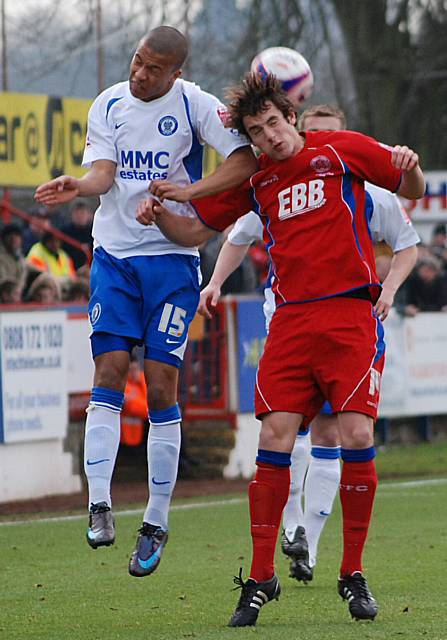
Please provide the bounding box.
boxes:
[1,477,447,640]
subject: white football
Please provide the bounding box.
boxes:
[250,46,314,107]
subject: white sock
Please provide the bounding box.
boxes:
[283,431,311,540]
[144,421,181,530]
[304,449,341,567]
[84,404,121,508]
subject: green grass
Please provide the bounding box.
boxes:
[375,441,447,479]
[1,478,447,640]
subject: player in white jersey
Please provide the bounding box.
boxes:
[34,25,255,577]
[198,104,420,583]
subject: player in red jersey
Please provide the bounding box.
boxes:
[137,74,425,626]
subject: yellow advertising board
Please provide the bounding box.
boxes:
[0,92,91,187]
[0,91,222,188]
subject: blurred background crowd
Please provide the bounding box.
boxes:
[1,201,446,315]
[0,201,93,305]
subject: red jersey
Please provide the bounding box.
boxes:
[194,130,402,306]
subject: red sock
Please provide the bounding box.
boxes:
[249,462,290,582]
[339,459,377,576]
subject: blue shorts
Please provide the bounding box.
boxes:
[89,247,201,367]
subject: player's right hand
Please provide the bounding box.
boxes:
[391,145,419,172]
[198,282,221,318]
[34,176,80,207]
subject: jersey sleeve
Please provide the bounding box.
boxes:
[366,183,420,251]
[192,183,253,232]
[334,131,402,193]
[228,212,263,245]
[82,93,117,167]
[189,85,251,158]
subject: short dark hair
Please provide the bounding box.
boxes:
[63,280,90,302]
[1,223,22,240]
[433,223,446,236]
[42,231,59,245]
[142,26,188,70]
[226,72,294,138]
[71,200,91,212]
[298,104,347,130]
[0,278,19,296]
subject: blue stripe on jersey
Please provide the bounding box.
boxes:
[182,93,203,183]
[251,186,280,301]
[341,164,363,257]
[374,315,386,362]
[106,97,123,120]
[249,186,261,215]
[263,216,279,295]
[265,263,275,288]
[364,190,374,224]
[364,190,374,240]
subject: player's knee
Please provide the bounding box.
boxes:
[342,426,372,449]
[259,418,296,452]
[147,381,177,410]
[94,361,128,391]
[338,414,373,449]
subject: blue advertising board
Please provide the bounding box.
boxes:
[236,298,266,412]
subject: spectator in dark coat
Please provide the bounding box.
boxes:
[405,255,447,313]
[22,207,52,254]
[60,201,93,269]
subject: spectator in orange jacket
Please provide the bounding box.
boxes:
[121,356,148,447]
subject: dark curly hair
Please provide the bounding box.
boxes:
[226,72,295,138]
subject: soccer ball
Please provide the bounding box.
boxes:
[250,46,313,108]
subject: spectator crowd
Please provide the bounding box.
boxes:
[375,222,447,315]
[0,201,93,305]
[0,199,446,313]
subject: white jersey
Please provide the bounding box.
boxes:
[228,185,420,329]
[365,182,420,251]
[83,79,248,258]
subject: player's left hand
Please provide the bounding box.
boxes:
[391,145,419,172]
[149,180,192,203]
[374,289,394,321]
[136,198,157,226]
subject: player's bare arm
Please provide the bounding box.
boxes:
[34,160,116,207]
[149,146,257,202]
[392,145,425,200]
[136,198,215,247]
[198,240,250,318]
[374,245,418,320]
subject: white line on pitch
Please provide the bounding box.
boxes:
[0,477,445,528]
[0,497,245,527]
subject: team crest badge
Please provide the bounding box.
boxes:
[217,107,231,126]
[311,155,332,173]
[90,303,101,325]
[158,115,178,136]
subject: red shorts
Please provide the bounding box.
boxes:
[255,297,385,425]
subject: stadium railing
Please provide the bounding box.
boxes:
[0,199,92,265]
